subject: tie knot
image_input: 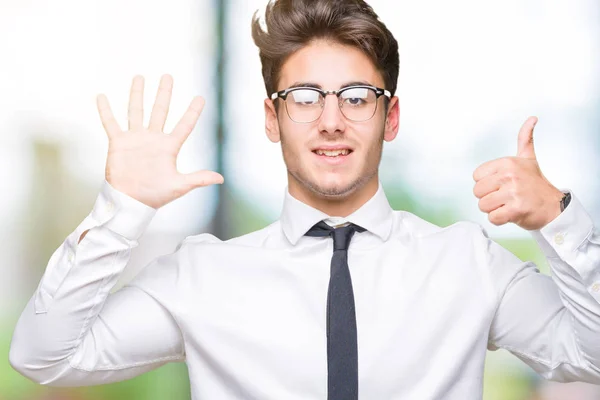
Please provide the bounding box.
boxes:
[305,221,366,251]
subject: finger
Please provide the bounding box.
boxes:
[148,74,174,132]
[478,189,507,213]
[180,170,224,190]
[128,75,145,131]
[488,206,511,226]
[96,94,122,139]
[473,157,503,182]
[473,173,502,199]
[170,96,205,142]
[516,116,538,159]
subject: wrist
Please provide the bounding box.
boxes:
[560,191,571,212]
[543,188,564,227]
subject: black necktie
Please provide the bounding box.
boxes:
[305,220,366,400]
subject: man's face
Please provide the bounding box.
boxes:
[264,40,399,201]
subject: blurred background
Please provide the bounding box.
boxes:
[1,0,599,398]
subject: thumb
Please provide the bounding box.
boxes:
[517,116,538,159]
[181,170,225,190]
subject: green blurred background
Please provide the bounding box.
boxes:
[1,0,599,399]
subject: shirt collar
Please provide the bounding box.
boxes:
[280,181,394,245]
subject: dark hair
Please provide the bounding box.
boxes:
[251,0,399,98]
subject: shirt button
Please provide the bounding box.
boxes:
[67,252,74,263]
[592,283,600,293]
[106,201,115,213]
[554,233,564,245]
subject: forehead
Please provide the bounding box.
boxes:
[277,40,384,91]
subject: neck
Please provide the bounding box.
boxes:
[288,174,379,217]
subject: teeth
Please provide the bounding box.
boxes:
[315,149,350,157]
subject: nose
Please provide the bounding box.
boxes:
[317,94,346,135]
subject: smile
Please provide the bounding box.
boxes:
[314,149,351,157]
[311,148,353,165]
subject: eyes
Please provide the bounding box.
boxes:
[274,84,389,123]
[344,97,366,107]
[289,87,373,107]
[289,90,319,106]
[341,88,370,107]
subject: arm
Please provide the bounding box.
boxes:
[486,190,600,382]
[9,74,223,386]
[9,181,186,386]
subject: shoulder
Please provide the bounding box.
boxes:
[394,209,487,241]
[126,223,280,311]
[392,210,502,265]
[398,211,527,277]
[179,221,279,249]
[395,210,527,296]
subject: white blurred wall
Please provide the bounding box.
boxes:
[227,0,600,238]
[0,0,220,314]
[0,0,598,397]
[225,2,600,391]
[2,0,599,316]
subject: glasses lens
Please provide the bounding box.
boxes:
[339,87,378,121]
[285,89,323,123]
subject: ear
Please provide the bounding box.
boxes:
[264,98,281,143]
[383,96,400,142]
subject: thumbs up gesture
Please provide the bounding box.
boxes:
[472,116,565,230]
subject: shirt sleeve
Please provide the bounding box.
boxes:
[486,189,600,383]
[9,181,186,387]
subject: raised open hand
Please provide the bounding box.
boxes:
[96,74,224,209]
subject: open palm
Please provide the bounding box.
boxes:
[96,74,223,209]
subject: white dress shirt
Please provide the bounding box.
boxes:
[9,180,600,399]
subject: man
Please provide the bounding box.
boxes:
[9,0,600,399]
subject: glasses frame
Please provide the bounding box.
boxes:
[270,85,392,123]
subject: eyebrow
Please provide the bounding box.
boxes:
[288,80,375,90]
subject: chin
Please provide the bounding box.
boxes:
[307,175,366,198]
[288,164,377,200]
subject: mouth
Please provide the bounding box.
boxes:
[311,148,354,164]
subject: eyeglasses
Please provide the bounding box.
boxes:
[270,85,391,123]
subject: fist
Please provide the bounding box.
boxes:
[472,116,564,231]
